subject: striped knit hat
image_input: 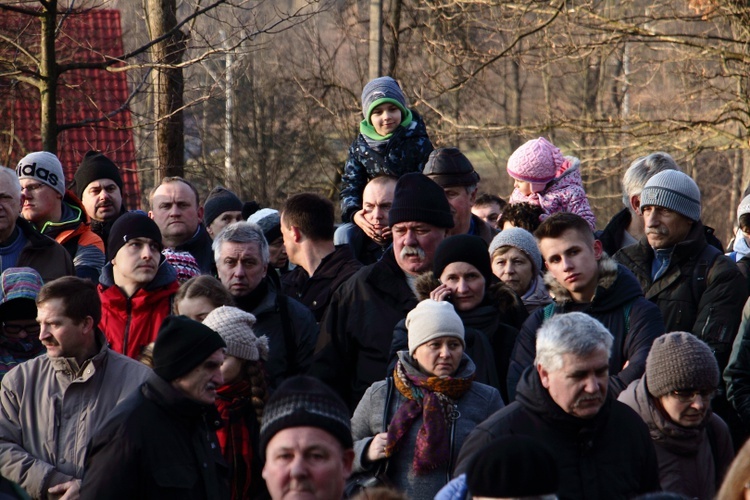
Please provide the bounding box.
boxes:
[0,267,43,321]
[640,170,701,222]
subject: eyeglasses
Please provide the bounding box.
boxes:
[2,322,41,336]
[669,389,716,403]
[21,182,47,193]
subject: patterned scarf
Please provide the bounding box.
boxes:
[385,359,474,475]
[216,381,255,500]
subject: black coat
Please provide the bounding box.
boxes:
[81,375,230,500]
[454,368,660,500]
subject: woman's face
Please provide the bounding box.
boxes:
[176,296,217,322]
[412,336,464,377]
[439,262,486,311]
[220,355,244,386]
[492,247,534,295]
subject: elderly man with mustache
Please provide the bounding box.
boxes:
[456,312,661,500]
[311,173,454,412]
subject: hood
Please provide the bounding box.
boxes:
[548,159,584,193]
[38,191,88,235]
[544,253,644,312]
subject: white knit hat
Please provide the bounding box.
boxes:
[737,194,750,224]
[16,151,65,196]
[405,299,465,355]
[202,306,269,361]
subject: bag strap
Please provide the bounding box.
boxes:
[692,244,721,305]
[382,376,393,432]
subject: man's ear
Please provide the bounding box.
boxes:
[469,188,478,204]
[82,316,95,335]
[197,206,204,223]
[292,226,302,243]
[593,239,603,260]
[537,364,550,389]
[630,194,641,214]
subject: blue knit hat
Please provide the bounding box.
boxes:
[361,76,407,121]
[640,170,701,221]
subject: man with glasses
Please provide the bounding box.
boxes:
[619,332,733,499]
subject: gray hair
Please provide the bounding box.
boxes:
[212,221,270,266]
[0,166,21,199]
[621,152,680,209]
[535,312,613,372]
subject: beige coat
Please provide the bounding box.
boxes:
[0,332,151,499]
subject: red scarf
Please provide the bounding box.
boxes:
[216,381,255,500]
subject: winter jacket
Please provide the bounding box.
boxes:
[454,367,661,500]
[434,475,468,500]
[235,281,317,390]
[340,111,433,223]
[389,272,521,402]
[351,353,503,500]
[98,259,179,360]
[310,248,418,412]
[508,157,596,231]
[174,224,214,274]
[281,245,362,322]
[333,222,389,266]
[468,214,496,246]
[0,333,151,499]
[80,373,230,500]
[618,378,734,499]
[507,254,663,401]
[724,298,750,429]
[89,204,127,255]
[615,221,747,374]
[35,192,105,281]
[12,216,74,283]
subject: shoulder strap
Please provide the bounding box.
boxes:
[692,245,721,305]
[276,294,300,376]
[705,420,721,486]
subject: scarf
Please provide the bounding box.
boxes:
[385,358,474,475]
[359,107,414,141]
[216,381,255,500]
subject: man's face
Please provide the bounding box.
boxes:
[171,348,225,405]
[538,348,609,419]
[392,221,447,275]
[81,179,122,222]
[268,236,289,269]
[539,229,602,303]
[207,211,243,239]
[37,298,92,360]
[111,237,161,290]
[148,181,203,245]
[362,180,396,234]
[443,186,476,232]
[641,205,694,250]
[216,241,268,297]
[472,202,502,229]
[658,390,713,428]
[20,179,60,225]
[263,426,354,500]
[0,175,20,241]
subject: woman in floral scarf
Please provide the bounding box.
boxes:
[351,299,504,500]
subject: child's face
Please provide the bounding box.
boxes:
[514,179,533,196]
[370,103,402,136]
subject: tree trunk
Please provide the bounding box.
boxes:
[39,0,58,154]
[369,0,382,80]
[146,0,186,181]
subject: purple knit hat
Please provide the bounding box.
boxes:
[507,137,564,192]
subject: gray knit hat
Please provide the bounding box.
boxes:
[645,332,719,398]
[488,227,542,274]
[737,193,750,224]
[405,299,465,355]
[16,151,65,196]
[202,306,269,362]
[247,208,281,242]
[640,170,701,222]
[361,76,407,121]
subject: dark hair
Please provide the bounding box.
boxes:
[739,213,750,232]
[149,176,201,209]
[474,193,507,210]
[36,276,101,325]
[281,193,335,241]
[174,275,235,314]
[498,203,544,232]
[534,212,595,244]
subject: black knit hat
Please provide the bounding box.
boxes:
[388,173,454,228]
[433,234,492,283]
[204,186,243,227]
[153,315,227,382]
[466,435,559,498]
[260,375,353,456]
[107,211,164,261]
[423,147,480,187]
[645,332,719,398]
[73,151,123,200]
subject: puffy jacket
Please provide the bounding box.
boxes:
[454,367,660,500]
[615,221,747,374]
[98,260,179,359]
[13,216,74,282]
[0,333,151,499]
[80,374,230,500]
[508,255,663,401]
[340,111,433,222]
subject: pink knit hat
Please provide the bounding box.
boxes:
[507,137,564,192]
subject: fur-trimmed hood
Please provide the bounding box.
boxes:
[415,271,525,314]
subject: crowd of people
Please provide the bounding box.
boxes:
[3,75,750,499]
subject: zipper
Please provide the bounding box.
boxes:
[446,403,460,483]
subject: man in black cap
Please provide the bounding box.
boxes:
[423,147,495,244]
[81,315,230,500]
[203,186,243,239]
[311,172,454,411]
[261,376,354,500]
[73,151,126,251]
